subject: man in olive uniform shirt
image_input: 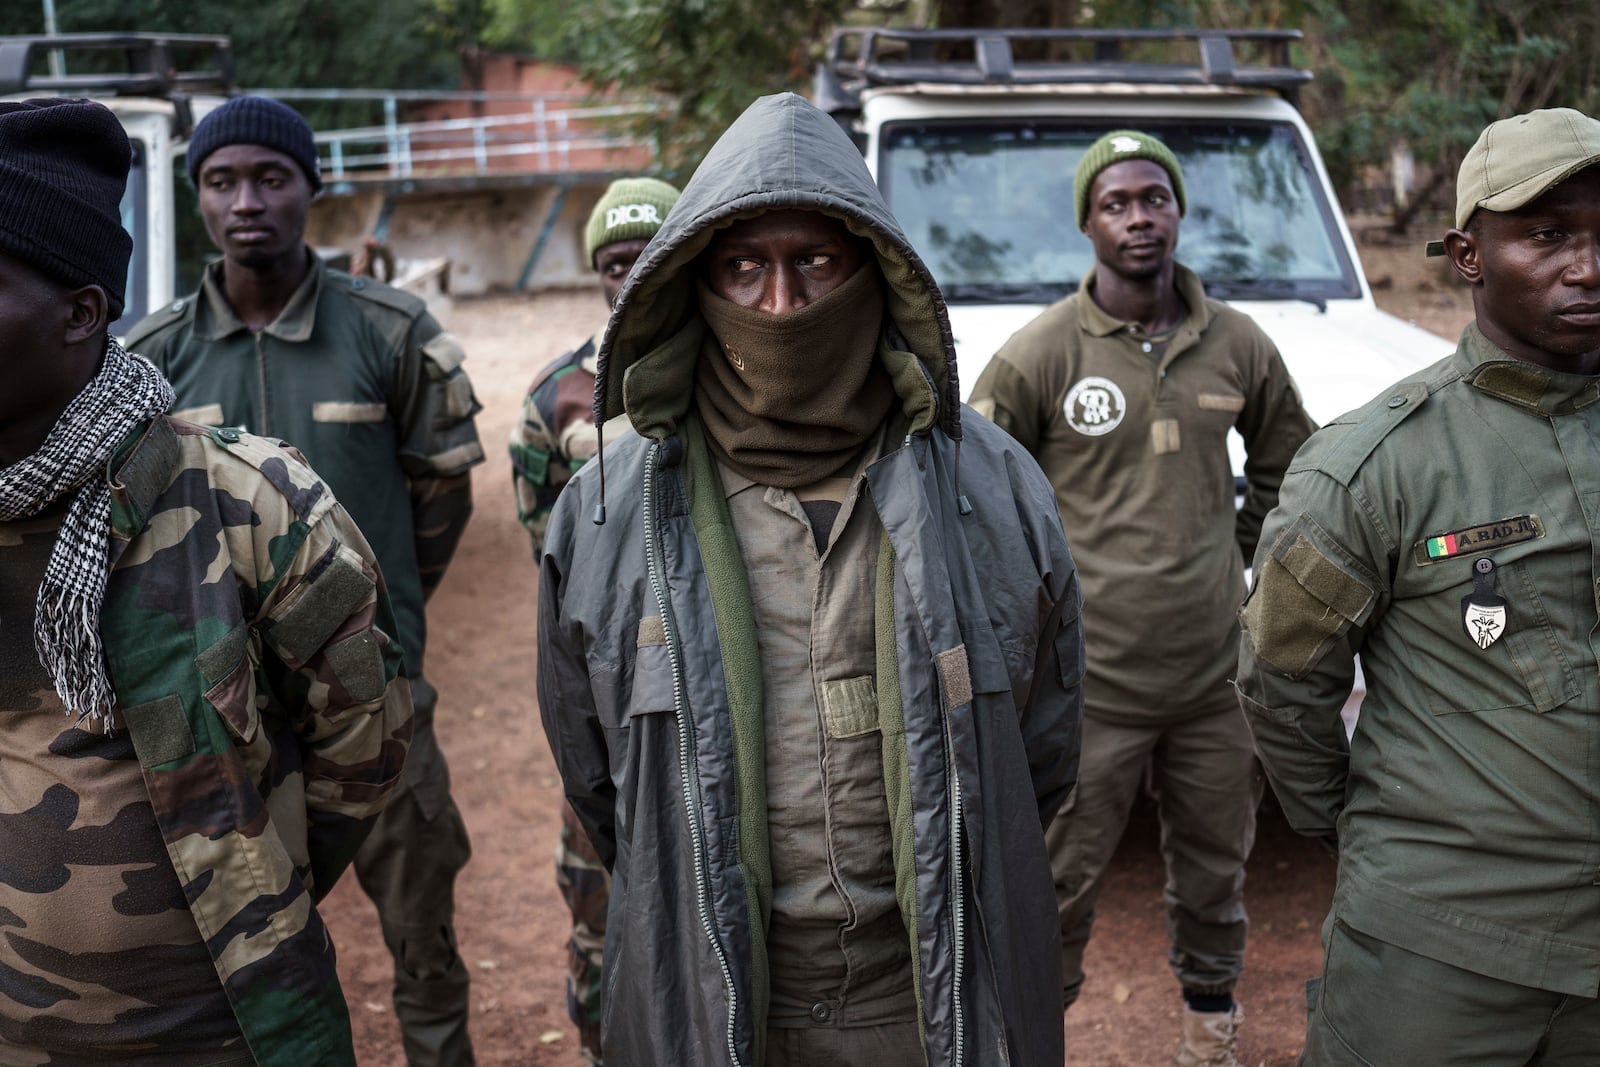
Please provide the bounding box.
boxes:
[128,97,485,1067]
[969,130,1314,1066]
[1238,108,1600,1065]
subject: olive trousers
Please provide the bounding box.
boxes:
[1302,919,1600,1066]
[1047,701,1263,1006]
[354,676,475,1067]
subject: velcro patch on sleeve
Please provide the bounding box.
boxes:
[936,644,974,710]
[267,547,376,668]
[323,631,387,703]
[421,331,467,378]
[122,695,196,766]
[1241,516,1378,678]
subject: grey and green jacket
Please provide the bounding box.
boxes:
[537,93,1084,1066]
[103,416,413,1064]
[1238,323,1600,995]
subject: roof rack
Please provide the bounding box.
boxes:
[0,33,235,98]
[815,27,1312,114]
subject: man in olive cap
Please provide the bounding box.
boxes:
[128,95,485,1067]
[1239,107,1600,1064]
[0,97,410,1066]
[509,174,679,1066]
[970,129,1315,1066]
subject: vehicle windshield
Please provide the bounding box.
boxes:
[111,138,148,337]
[879,119,1360,304]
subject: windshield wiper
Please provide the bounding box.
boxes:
[1205,277,1327,313]
[943,281,1074,305]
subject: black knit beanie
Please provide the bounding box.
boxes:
[0,98,133,318]
[187,96,323,192]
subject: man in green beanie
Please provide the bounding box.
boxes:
[969,128,1315,1066]
[509,174,679,1067]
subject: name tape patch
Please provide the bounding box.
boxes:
[1412,514,1544,566]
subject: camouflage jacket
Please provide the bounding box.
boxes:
[128,253,485,670]
[100,416,413,1066]
[510,338,599,554]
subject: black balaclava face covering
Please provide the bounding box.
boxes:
[694,262,896,488]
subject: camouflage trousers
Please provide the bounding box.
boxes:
[355,676,475,1067]
[555,799,608,1064]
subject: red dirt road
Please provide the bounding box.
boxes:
[321,231,1474,1065]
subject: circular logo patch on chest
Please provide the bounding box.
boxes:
[1063,376,1127,436]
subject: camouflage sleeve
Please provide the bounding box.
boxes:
[411,472,473,601]
[509,346,599,556]
[395,313,487,479]
[254,482,414,899]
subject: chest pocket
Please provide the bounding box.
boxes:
[1399,551,1581,715]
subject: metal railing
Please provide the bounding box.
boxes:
[256,88,665,181]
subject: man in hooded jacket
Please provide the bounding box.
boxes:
[536,92,1084,1066]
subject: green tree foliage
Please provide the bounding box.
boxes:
[1300,0,1600,208]
[563,0,854,176]
[0,0,463,128]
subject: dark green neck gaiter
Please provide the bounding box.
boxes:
[694,265,895,489]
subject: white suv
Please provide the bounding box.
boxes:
[816,27,1450,459]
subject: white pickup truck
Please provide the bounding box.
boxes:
[816,27,1451,460]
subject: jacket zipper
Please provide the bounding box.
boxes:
[255,332,272,436]
[944,725,966,1067]
[642,441,746,1067]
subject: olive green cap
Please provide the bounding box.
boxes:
[584,177,680,268]
[1074,129,1186,230]
[1427,107,1600,256]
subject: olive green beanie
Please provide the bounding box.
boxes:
[584,177,680,268]
[1074,130,1186,229]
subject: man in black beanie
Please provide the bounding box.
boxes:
[0,97,412,1067]
[128,95,484,1067]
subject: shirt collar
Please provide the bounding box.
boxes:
[715,420,890,500]
[1076,262,1212,339]
[1458,322,1600,415]
[194,248,324,342]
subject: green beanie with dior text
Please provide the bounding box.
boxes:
[584,177,680,268]
[1074,130,1187,230]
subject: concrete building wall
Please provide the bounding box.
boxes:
[307,178,614,294]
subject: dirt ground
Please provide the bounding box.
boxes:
[319,215,1476,1066]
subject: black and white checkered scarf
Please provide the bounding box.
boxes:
[0,340,173,729]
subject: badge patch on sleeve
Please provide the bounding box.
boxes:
[1412,515,1543,566]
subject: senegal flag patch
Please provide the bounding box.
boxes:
[1413,515,1544,566]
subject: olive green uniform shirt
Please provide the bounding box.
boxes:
[128,255,485,670]
[719,431,918,1031]
[1238,323,1600,996]
[970,265,1314,722]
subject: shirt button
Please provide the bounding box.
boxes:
[1142,341,1153,353]
[809,1002,831,1023]
[1387,395,1408,408]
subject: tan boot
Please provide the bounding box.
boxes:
[1173,1002,1242,1067]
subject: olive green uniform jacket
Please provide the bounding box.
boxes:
[1238,324,1600,996]
[970,266,1314,721]
[103,416,413,1065]
[127,254,486,671]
